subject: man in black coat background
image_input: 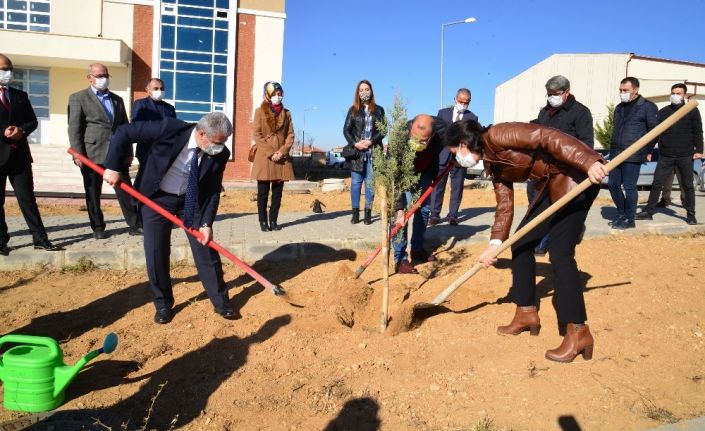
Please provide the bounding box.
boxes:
[0,53,60,255]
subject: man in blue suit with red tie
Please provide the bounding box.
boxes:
[103,112,235,324]
[430,88,478,226]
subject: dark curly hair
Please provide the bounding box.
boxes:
[444,119,487,156]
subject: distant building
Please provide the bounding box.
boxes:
[494,53,705,148]
[1,0,286,190]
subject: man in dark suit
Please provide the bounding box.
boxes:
[429,88,478,226]
[0,54,60,255]
[131,78,176,122]
[103,112,235,323]
[68,62,141,239]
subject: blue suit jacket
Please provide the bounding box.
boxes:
[104,118,230,227]
[436,107,479,166]
[131,97,176,122]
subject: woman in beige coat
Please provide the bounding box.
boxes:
[251,81,295,231]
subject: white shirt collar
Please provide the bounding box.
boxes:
[188,128,199,151]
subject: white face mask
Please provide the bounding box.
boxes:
[455,150,478,169]
[455,103,468,112]
[0,70,12,86]
[150,90,164,101]
[93,77,109,91]
[203,143,225,156]
[547,95,564,108]
[270,95,283,105]
[619,92,632,103]
[670,94,684,105]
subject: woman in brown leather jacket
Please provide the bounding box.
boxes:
[445,119,608,363]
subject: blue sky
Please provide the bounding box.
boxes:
[281,0,705,150]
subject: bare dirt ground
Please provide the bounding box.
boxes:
[1,188,703,430]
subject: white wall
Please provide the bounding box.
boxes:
[251,15,285,116]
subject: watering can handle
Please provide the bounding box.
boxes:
[0,335,61,358]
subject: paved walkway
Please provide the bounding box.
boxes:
[1,187,704,270]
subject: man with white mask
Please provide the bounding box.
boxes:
[529,75,594,255]
[68,62,141,238]
[132,78,176,123]
[430,88,479,227]
[636,83,703,225]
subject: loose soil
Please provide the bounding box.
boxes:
[1,188,703,430]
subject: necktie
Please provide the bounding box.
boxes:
[0,87,10,111]
[183,148,201,227]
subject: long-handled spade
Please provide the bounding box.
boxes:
[414,99,699,310]
[353,162,455,279]
[68,149,287,298]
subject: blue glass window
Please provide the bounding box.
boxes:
[175,101,211,112]
[179,0,214,7]
[161,72,174,99]
[175,72,211,102]
[216,0,229,8]
[161,26,175,49]
[12,67,49,118]
[214,30,227,54]
[178,16,212,28]
[1,0,49,31]
[176,27,212,52]
[178,6,212,18]
[213,76,226,103]
[176,61,212,73]
[176,51,212,63]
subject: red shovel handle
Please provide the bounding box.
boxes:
[353,162,455,278]
[68,148,282,294]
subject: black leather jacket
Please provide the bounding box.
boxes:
[342,105,386,172]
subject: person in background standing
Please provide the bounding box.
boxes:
[343,80,386,225]
[68,62,141,238]
[251,81,294,232]
[429,88,478,226]
[530,75,594,255]
[607,77,658,229]
[0,53,60,255]
[132,78,176,122]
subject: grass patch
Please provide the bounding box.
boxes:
[643,399,678,424]
[61,256,96,274]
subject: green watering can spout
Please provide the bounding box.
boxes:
[53,332,119,398]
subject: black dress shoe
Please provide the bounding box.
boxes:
[33,240,62,251]
[635,211,653,220]
[215,306,238,320]
[154,308,173,324]
[612,218,635,229]
[656,199,671,208]
[0,243,9,256]
[269,222,282,231]
[608,215,626,227]
[687,216,698,225]
[259,222,270,232]
[129,227,144,236]
[448,217,459,226]
[93,231,109,239]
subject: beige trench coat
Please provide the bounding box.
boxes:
[251,102,295,181]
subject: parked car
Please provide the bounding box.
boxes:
[327,150,345,169]
[599,148,704,189]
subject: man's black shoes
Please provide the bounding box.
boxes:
[154,308,174,324]
[0,243,9,256]
[93,231,109,239]
[635,211,653,220]
[215,306,238,320]
[129,227,144,236]
[687,215,698,225]
[33,240,62,251]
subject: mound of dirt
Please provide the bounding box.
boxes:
[327,264,374,328]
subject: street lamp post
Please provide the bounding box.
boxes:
[302,106,318,156]
[440,17,476,108]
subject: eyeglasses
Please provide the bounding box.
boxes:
[91,74,111,79]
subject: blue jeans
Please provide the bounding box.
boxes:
[350,156,374,210]
[608,161,641,220]
[393,170,434,262]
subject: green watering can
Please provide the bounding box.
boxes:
[0,333,118,412]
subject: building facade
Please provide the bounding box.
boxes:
[0,0,285,181]
[494,53,705,148]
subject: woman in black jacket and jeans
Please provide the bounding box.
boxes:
[342,80,386,224]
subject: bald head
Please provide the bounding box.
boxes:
[410,114,435,142]
[0,54,13,70]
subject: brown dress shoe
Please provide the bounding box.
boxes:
[497,306,541,336]
[545,323,594,363]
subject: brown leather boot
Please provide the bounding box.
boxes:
[545,323,594,363]
[497,306,540,336]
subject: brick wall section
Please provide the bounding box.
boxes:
[225,13,256,180]
[131,4,154,106]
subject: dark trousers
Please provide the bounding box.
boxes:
[607,161,641,221]
[142,191,229,310]
[661,168,684,203]
[0,161,49,244]
[257,180,284,223]
[431,165,466,219]
[510,184,599,325]
[644,156,695,217]
[393,170,434,262]
[80,165,140,232]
